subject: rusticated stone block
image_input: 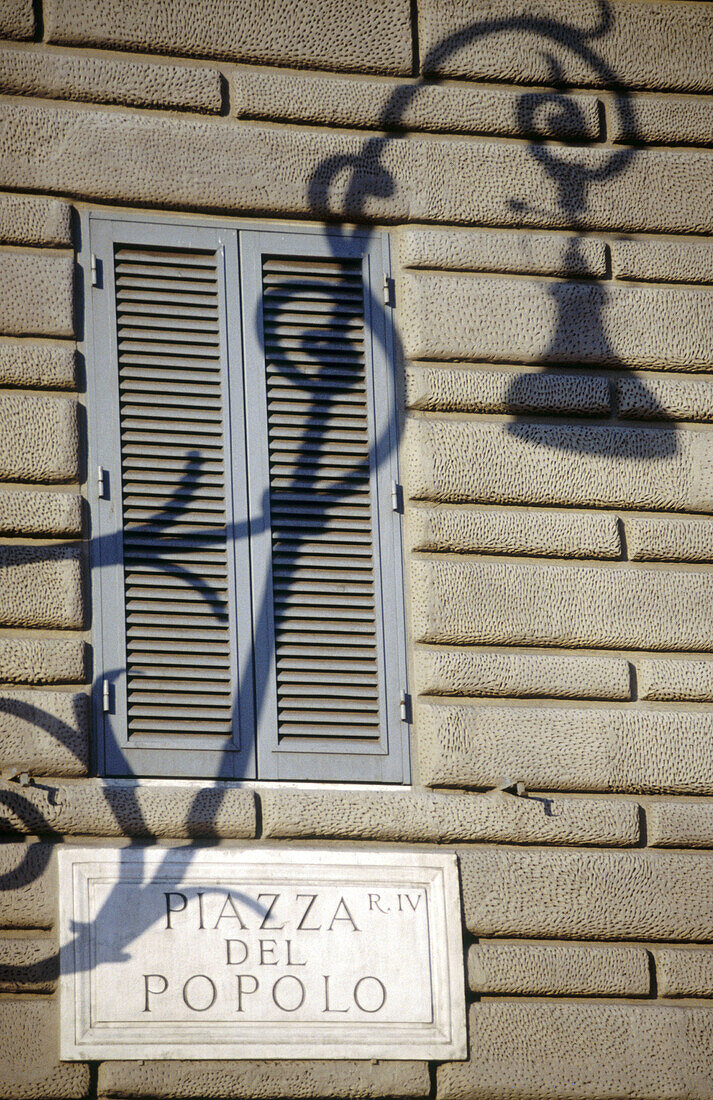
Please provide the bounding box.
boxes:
[458,847,713,940]
[0,691,89,777]
[411,557,713,650]
[0,843,55,927]
[403,418,713,512]
[0,490,81,536]
[468,942,649,996]
[419,0,713,93]
[260,788,639,847]
[0,46,221,114]
[626,515,713,563]
[655,948,713,997]
[0,545,83,629]
[438,1002,713,1100]
[0,637,86,684]
[398,228,607,276]
[618,375,713,422]
[0,342,77,388]
[405,365,610,415]
[0,998,89,1098]
[611,93,713,147]
[0,932,58,992]
[0,393,79,481]
[647,801,713,848]
[97,1059,430,1098]
[414,647,630,700]
[612,236,713,284]
[638,658,713,701]
[234,69,600,140]
[0,251,73,337]
[418,700,713,794]
[46,0,412,76]
[1,102,713,234]
[401,271,713,369]
[0,0,33,39]
[0,193,71,247]
[0,780,255,838]
[407,504,620,559]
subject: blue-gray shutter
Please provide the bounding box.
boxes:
[85,216,255,777]
[240,228,409,783]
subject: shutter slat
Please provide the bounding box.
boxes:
[115,243,235,746]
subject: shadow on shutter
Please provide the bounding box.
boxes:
[262,256,382,742]
[114,246,235,746]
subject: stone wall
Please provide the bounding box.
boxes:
[1,0,713,1096]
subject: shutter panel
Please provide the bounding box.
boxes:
[241,230,409,782]
[87,218,254,777]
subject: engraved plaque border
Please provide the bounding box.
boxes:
[58,846,467,1060]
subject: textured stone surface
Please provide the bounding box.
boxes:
[411,558,713,651]
[626,515,713,563]
[638,659,713,701]
[0,393,79,481]
[612,236,713,284]
[0,691,89,777]
[260,787,638,847]
[0,46,221,113]
[618,374,713,421]
[46,0,412,75]
[407,504,620,558]
[0,490,82,536]
[612,93,713,146]
[0,998,89,1098]
[0,932,57,992]
[405,365,610,415]
[638,655,713,699]
[398,228,607,276]
[97,1059,430,1098]
[0,780,255,838]
[0,341,76,388]
[0,0,33,39]
[403,418,713,512]
[0,545,83,629]
[234,69,600,139]
[1,102,712,234]
[468,942,649,996]
[459,847,713,940]
[419,0,713,93]
[0,843,55,927]
[418,700,713,794]
[655,949,713,997]
[438,1002,713,1100]
[0,637,86,684]
[0,251,73,337]
[414,647,630,699]
[401,272,713,369]
[0,193,71,247]
[648,801,713,848]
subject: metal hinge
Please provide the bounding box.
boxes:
[383,274,394,307]
[391,480,403,513]
[97,466,109,499]
[102,680,111,714]
[400,691,412,723]
[90,253,101,287]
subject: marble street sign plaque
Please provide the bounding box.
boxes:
[57,846,466,1060]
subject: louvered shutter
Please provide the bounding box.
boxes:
[87,218,255,777]
[241,229,409,782]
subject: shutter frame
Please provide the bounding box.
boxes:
[85,215,256,778]
[240,227,409,783]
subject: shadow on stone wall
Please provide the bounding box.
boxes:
[0,0,679,983]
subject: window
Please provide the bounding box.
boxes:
[83,214,409,783]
